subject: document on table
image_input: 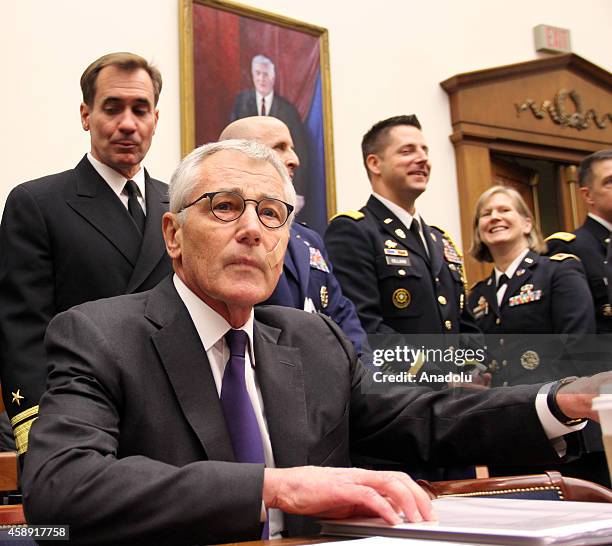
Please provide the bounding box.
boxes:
[319,497,612,545]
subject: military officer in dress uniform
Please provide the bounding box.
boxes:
[220,116,366,352]
[325,115,479,338]
[468,185,596,387]
[546,150,612,333]
[468,184,608,485]
[324,114,479,480]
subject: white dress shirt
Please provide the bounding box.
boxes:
[87,153,147,213]
[494,248,529,305]
[588,212,612,232]
[173,275,282,537]
[255,91,274,116]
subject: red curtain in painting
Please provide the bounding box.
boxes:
[193,3,320,147]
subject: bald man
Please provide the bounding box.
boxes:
[220,117,366,352]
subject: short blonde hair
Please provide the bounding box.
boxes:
[469,185,546,263]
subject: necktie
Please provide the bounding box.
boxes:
[221,329,268,537]
[410,218,428,256]
[261,97,266,116]
[496,273,509,305]
[125,180,146,235]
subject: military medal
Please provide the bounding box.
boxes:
[320,286,329,308]
[521,350,540,370]
[392,288,411,309]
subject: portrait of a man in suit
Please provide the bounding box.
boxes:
[230,54,309,212]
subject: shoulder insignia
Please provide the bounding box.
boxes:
[330,210,365,222]
[545,232,576,243]
[549,253,580,262]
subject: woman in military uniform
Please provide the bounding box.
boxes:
[468,185,595,387]
[468,186,609,485]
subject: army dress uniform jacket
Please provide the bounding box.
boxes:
[324,195,479,336]
[0,156,172,452]
[263,222,366,352]
[468,251,596,386]
[547,217,612,333]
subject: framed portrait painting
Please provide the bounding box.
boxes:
[179,0,336,234]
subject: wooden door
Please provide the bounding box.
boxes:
[557,164,587,231]
[491,156,540,224]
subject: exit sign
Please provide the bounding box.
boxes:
[534,25,571,53]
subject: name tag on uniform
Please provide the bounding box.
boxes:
[386,256,411,266]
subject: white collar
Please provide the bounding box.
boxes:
[494,248,530,282]
[172,274,255,362]
[588,213,612,232]
[87,152,146,200]
[372,192,422,231]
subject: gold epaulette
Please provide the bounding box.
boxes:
[11,405,39,455]
[546,232,576,243]
[330,210,365,222]
[549,253,580,262]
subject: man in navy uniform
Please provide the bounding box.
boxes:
[0,52,172,455]
[547,150,612,333]
[220,116,365,352]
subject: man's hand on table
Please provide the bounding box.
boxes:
[263,466,436,525]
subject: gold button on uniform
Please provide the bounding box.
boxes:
[495,317,501,325]
[438,295,447,305]
[398,269,406,276]
[444,320,452,330]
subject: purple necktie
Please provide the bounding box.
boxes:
[261,97,266,116]
[221,329,268,538]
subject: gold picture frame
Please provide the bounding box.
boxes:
[179,0,336,231]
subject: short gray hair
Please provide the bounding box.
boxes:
[251,54,275,77]
[169,139,296,224]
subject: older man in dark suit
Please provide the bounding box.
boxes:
[22,139,609,545]
[0,52,171,455]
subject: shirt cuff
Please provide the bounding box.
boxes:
[536,382,587,457]
[260,501,267,522]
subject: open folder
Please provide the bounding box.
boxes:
[319,497,612,545]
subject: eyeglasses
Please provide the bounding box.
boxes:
[181,191,294,229]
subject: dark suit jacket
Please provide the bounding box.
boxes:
[547,217,612,333]
[22,277,557,545]
[468,251,596,386]
[229,89,310,201]
[0,156,172,433]
[263,222,366,352]
[325,196,480,335]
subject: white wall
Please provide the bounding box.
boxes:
[2,0,611,248]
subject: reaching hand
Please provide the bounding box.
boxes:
[263,466,436,525]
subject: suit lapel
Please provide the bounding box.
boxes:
[366,196,428,262]
[483,272,501,317]
[422,220,442,274]
[66,156,142,266]
[126,173,169,292]
[149,279,235,461]
[254,321,308,468]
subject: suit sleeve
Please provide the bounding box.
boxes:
[325,216,396,334]
[0,185,55,427]
[22,308,265,546]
